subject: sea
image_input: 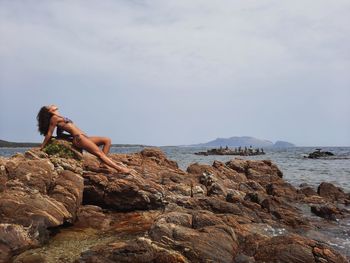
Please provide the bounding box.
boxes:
[1,146,350,257]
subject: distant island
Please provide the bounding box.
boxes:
[0,139,148,148]
[190,136,295,148]
[0,140,40,148]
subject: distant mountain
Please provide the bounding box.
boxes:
[273,141,295,148]
[0,140,40,148]
[191,136,295,148]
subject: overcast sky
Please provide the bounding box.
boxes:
[1,0,349,146]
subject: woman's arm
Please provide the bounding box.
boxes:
[40,117,57,150]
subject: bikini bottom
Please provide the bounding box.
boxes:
[72,134,88,148]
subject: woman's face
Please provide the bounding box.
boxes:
[47,105,59,114]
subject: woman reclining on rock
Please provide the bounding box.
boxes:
[37,104,132,174]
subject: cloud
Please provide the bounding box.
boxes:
[0,0,349,145]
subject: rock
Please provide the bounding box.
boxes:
[48,170,84,221]
[310,204,344,221]
[235,253,256,263]
[253,234,348,263]
[298,185,318,197]
[75,205,111,230]
[0,224,39,262]
[77,237,189,263]
[317,182,349,203]
[260,196,309,228]
[307,149,335,159]
[244,192,267,205]
[1,147,349,262]
[0,158,8,192]
[5,158,55,194]
[148,211,238,263]
[43,138,83,160]
[194,147,265,156]
[266,182,299,201]
[82,172,165,211]
[0,153,84,258]
[140,148,178,169]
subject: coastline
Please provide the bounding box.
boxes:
[1,144,349,262]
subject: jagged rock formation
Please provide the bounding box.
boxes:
[0,139,349,262]
[307,149,335,159]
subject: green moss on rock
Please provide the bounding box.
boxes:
[43,139,82,160]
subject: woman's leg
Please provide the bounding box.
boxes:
[74,135,131,173]
[88,136,111,154]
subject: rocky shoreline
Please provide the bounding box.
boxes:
[0,140,349,262]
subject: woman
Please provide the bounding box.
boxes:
[37,104,132,174]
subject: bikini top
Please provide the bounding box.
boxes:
[56,116,73,138]
[56,116,73,128]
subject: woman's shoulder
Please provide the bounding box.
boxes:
[50,115,61,124]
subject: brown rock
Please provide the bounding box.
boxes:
[77,237,189,263]
[310,204,344,221]
[82,172,165,211]
[140,148,178,169]
[75,205,111,230]
[0,224,39,262]
[253,234,348,263]
[5,158,55,194]
[266,182,299,201]
[261,196,309,228]
[298,184,318,197]
[149,211,238,263]
[0,158,8,192]
[318,182,349,202]
[0,152,84,259]
[49,170,84,221]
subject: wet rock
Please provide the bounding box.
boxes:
[298,184,318,197]
[317,182,349,203]
[244,192,267,205]
[310,204,343,221]
[307,149,334,159]
[261,196,309,228]
[77,237,189,263]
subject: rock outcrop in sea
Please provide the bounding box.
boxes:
[306,149,335,159]
[0,140,349,262]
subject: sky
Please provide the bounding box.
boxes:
[0,0,349,146]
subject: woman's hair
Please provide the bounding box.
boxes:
[37,106,52,135]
